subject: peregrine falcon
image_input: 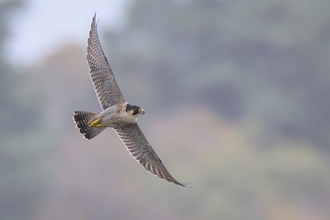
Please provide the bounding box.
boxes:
[73,14,185,187]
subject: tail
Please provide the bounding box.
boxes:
[72,111,106,140]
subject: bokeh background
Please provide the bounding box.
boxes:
[2,0,330,219]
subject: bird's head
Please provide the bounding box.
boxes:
[126,103,145,116]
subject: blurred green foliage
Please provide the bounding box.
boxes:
[105,0,330,149]
[1,0,330,219]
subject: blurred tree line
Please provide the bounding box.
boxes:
[104,0,330,149]
[0,1,48,219]
[1,0,330,219]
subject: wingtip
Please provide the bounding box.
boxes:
[181,182,193,188]
[91,12,99,27]
[173,180,191,188]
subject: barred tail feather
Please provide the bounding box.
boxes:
[73,111,106,140]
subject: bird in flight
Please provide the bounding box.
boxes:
[73,14,186,187]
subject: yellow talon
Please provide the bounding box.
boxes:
[89,118,103,127]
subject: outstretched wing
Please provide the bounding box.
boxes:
[86,13,125,110]
[114,124,185,187]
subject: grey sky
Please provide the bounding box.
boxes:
[7,0,128,66]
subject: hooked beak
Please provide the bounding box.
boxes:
[141,109,145,115]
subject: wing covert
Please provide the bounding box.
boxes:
[87,14,125,110]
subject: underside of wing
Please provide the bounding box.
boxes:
[114,124,185,187]
[87,14,125,110]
